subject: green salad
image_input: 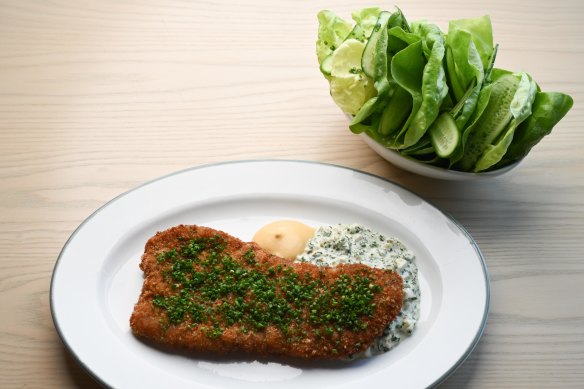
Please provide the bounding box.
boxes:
[316,7,573,172]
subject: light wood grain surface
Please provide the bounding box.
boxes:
[1,0,583,387]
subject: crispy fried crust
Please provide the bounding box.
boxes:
[130,225,403,360]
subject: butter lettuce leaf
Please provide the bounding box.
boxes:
[316,10,352,64]
[315,8,572,172]
[351,7,383,38]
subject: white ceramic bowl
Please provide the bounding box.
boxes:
[360,133,521,181]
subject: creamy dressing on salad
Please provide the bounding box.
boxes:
[295,224,420,356]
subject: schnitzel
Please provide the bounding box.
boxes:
[130,225,404,359]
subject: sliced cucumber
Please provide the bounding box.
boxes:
[459,74,519,170]
[429,113,460,158]
[320,55,333,76]
[361,11,391,78]
[379,86,412,135]
[320,24,365,77]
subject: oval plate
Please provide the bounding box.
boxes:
[51,160,489,389]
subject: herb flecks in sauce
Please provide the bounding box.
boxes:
[151,234,382,340]
[296,224,420,355]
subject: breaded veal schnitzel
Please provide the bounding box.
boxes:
[130,225,403,359]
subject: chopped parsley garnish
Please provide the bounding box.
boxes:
[156,248,178,262]
[151,234,382,340]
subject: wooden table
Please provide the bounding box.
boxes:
[1,0,582,387]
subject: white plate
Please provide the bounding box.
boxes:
[51,160,489,389]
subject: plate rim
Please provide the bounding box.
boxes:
[50,159,490,389]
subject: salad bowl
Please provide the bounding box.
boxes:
[360,132,521,181]
[319,8,572,181]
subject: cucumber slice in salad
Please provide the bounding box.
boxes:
[429,113,460,158]
[321,25,367,77]
[320,55,333,76]
[361,12,391,78]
